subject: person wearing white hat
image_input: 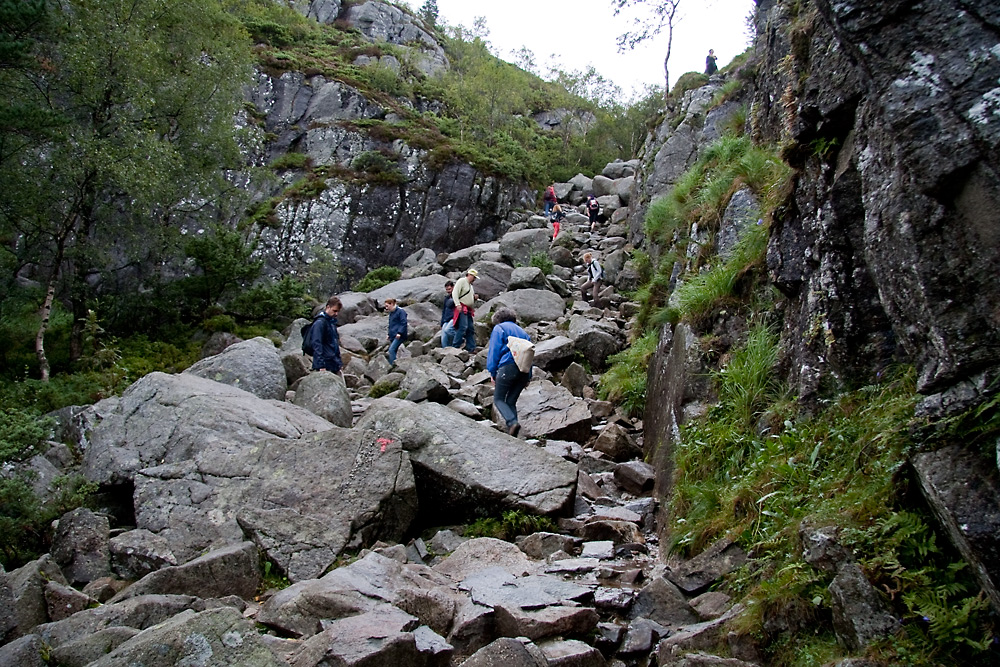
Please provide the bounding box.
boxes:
[450,268,478,352]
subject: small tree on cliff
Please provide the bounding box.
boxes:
[419,0,439,27]
[611,0,682,102]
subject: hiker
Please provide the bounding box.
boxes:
[440,280,456,347]
[311,296,343,375]
[581,252,604,305]
[451,268,478,353]
[543,184,557,218]
[384,298,408,366]
[487,307,532,437]
[586,195,601,232]
[551,203,566,240]
[705,49,718,75]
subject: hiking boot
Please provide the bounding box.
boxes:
[508,422,520,437]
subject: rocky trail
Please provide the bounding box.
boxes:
[1,167,760,667]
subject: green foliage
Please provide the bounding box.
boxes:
[350,150,405,184]
[270,152,311,171]
[261,558,292,591]
[599,331,658,417]
[369,376,402,399]
[529,252,553,275]
[672,72,709,98]
[0,407,97,568]
[465,510,556,541]
[352,266,402,293]
[227,276,309,325]
[180,228,263,317]
[668,220,769,323]
[1,0,254,366]
[0,408,53,464]
[715,323,780,427]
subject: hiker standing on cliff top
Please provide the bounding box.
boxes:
[705,49,718,75]
[543,184,557,218]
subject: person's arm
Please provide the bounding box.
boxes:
[486,327,504,378]
[312,318,327,370]
[399,309,407,338]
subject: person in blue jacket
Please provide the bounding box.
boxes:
[311,296,343,375]
[440,280,456,347]
[385,298,408,366]
[486,307,532,437]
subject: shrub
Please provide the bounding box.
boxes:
[352,266,401,292]
[466,510,556,541]
[270,152,311,171]
[529,252,553,275]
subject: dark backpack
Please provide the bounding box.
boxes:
[301,316,320,356]
[588,198,599,211]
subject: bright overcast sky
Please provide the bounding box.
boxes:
[397,0,755,96]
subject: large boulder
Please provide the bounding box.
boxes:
[357,399,577,520]
[109,529,178,580]
[8,555,67,640]
[481,289,566,325]
[50,508,110,585]
[468,260,514,301]
[183,337,286,400]
[400,361,453,403]
[591,175,615,197]
[132,425,417,581]
[334,291,379,325]
[515,381,593,443]
[88,607,284,667]
[369,274,451,308]
[568,316,620,368]
[441,242,501,273]
[532,336,576,371]
[499,229,552,267]
[292,371,353,426]
[82,372,333,486]
[109,542,259,603]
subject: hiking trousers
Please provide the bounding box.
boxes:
[582,278,602,304]
[453,311,476,352]
[494,363,530,428]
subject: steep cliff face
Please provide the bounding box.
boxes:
[752,0,1000,404]
[247,1,532,292]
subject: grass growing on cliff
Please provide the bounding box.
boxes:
[598,330,659,418]
[669,359,996,665]
[352,266,402,292]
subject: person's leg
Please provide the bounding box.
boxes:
[461,313,476,352]
[581,279,594,302]
[553,221,560,239]
[441,323,454,348]
[388,337,401,365]
[451,314,466,348]
[544,201,552,217]
[592,279,603,305]
[493,364,519,428]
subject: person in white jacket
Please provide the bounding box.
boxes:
[581,252,604,305]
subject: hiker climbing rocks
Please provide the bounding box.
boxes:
[384,298,408,366]
[581,252,604,305]
[311,296,343,375]
[543,184,557,218]
[440,280,456,347]
[551,203,565,240]
[587,195,601,232]
[487,307,532,437]
[705,49,718,75]
[451,268,478,353]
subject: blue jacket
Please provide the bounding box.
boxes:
[311,312,342,373]
[487,321,531,377]
[440,297,455,326]
[388,307,408,341]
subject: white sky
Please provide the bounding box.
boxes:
[398,0,755,96]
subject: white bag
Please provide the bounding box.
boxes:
[507,336,535,373]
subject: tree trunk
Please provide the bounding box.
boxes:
[35,281,56,382]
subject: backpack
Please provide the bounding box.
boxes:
[301,316,320,356]
[507,336,535,373]
[588,198,599,211]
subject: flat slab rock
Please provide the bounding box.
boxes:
[357,398,577,520]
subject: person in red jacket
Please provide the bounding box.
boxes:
[543,184,557,218]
